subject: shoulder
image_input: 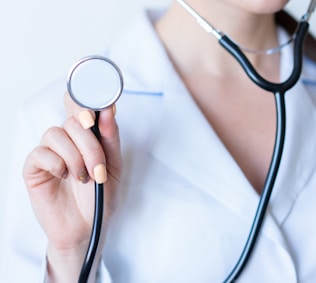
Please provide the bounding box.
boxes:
[104,8,173,133]
[105,9,171,92]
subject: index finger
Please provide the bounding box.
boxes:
[64,91,97,130]
[64,91,96,120]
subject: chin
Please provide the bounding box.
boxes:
[236,0,289,14]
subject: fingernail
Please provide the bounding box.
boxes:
[79,110,95,129]
[112,104,116,116]
[79,167,90,184]
[62,169,68,179]
[94,164,107,184]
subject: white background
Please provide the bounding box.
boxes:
[0,0,315,271]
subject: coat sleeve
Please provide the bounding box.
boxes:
[0,105,48,282]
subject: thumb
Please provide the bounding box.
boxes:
[98,105,122,178]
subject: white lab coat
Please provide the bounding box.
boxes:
[2,9,316,283]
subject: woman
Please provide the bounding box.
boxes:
[2,0,316,282]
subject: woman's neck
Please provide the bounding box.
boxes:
[155,1,280,80]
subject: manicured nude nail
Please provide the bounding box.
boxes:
[79,110,95,129]
[94,164,107,184]
[62,169,69,179]
[79,167,90,184]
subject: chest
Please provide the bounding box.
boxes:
[186,75,277,193]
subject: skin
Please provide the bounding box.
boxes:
[23,0,289,281]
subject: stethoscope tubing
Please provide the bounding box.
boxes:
[222,21,309,282]
[78,111,104,283]
[223,92,286,282]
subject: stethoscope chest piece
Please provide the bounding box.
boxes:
[66,55,123,283]
[67,55,123,111]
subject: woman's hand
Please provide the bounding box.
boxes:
[23,92,122,282]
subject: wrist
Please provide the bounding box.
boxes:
[46,241,98,283]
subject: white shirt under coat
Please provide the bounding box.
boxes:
[1,9,316,283]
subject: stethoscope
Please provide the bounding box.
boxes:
[67,56,124,283]
[66,1,315,282]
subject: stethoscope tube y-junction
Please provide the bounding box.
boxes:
[219,21,309,93]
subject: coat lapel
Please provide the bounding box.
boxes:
[147,68,296,251]
[148,71,260,221]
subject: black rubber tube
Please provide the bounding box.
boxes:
[78,111,104,283]
[223,92,286,282]
[221,21,308,283]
